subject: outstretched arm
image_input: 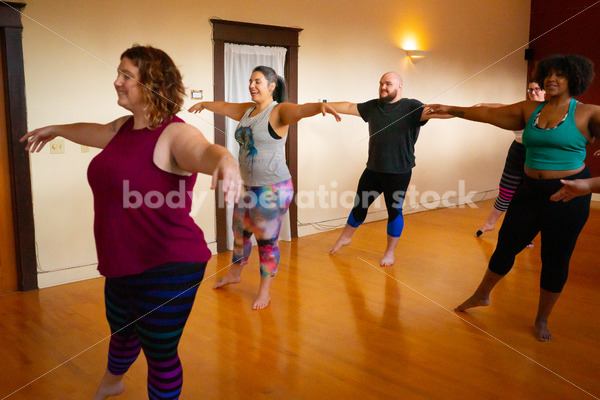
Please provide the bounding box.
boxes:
[274,102,341,129]
[326,102,360,117]
[425,102,529,130]
[167,123,242,204]
[188,101,254,121]
[20,116,129,152]
[421,106,454,121]
[422,102,503,121]
[473,103,508,108]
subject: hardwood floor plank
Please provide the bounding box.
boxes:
[1,200,598,399]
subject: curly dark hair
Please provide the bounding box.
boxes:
[532,54,595,96]
[120,45,186,129]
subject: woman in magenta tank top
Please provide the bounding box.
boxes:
[425,54,600,342]
[22,45,241,400]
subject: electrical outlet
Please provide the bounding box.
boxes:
[50,138,65,154]
[81,145,90,153]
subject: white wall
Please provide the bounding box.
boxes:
[21,0,531,287]
[295,0,531,233]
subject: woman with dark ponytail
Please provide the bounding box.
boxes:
[252,65,288,102]
[190,66,340,309]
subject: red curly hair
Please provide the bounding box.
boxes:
[120,45,186,129]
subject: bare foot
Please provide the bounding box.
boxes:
[330,236,351,254]
[213,265,243,289]
[252,293,271,310]
[252,276,274,310]
[526,243,534,248]
[380,252,394,266]
[535,318,552,341]
[454,294,490,312]
[94,372,125,400]
[94,383,125,400]
[330,225,356,255]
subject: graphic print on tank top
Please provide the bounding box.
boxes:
[235,126,258,173]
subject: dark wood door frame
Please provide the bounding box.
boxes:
[211,19,303,253]
[1,2,37,290]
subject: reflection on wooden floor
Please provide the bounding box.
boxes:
[1,200,599,399]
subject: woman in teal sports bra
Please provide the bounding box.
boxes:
[426,54,600,342]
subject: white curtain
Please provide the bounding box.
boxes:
[224,44,290,250]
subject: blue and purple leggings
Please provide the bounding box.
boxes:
[348,168,411,238]
[104,261,206,400]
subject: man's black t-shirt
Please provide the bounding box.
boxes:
[357,98,426,174]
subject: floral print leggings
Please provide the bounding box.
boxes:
[232,179,294,277]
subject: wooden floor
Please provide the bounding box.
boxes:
[1,200,599,400]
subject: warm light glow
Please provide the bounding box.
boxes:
[401,38,418,51]
[397,30,429,64]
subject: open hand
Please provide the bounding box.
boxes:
[550,179,592,202]
[20,126,58,152]
[423,104,451,117]
[188,102,205,114]
[321,103,341,122]
[212,156,242,204]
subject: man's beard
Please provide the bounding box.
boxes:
[379,90,397,103]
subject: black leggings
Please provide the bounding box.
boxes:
[348,168,412,237]
[489,169,591,293]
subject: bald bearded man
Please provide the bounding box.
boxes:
[329,72,438,265]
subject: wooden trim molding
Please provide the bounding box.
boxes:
[0,2,25,27]
[1,2,38,290]
[212,19,302,47]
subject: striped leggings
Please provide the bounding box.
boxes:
[104,262,206,400]
[493,140,526,212]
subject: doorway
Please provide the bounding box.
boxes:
[222,43,289,250]
[211,19,303,253]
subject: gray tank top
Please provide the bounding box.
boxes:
[235,101,291,186]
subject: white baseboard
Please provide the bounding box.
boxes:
[298,211,388,237]
[37,242,218,289]
[37,264,101,288]
[593,193,600,202]
[206,241,217,254]
[298,190,495,236]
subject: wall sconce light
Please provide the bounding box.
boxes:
[404,49,428,63]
